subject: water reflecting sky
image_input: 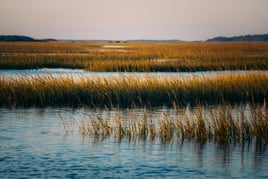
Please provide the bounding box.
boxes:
[0,107,267,178]
[1,68,267,81]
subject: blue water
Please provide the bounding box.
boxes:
[1,68,267,79]
[0,107,268,178]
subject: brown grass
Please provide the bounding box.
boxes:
[0,42,268,71]
[0,73,267,107]
[76,103,268,145]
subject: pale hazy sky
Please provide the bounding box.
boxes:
[1,0,268,40]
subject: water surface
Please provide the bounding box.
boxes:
[1,68,267,80]
[0,107,267,178]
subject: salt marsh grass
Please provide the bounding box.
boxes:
[0,73,267,107]
[0,42,268,71]
[75,103,268,145]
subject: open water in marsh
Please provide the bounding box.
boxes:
[0,107,268,178]
[1,68,268,80]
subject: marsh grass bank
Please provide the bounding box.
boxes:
[0,73,267,107]
[0,42,268,71]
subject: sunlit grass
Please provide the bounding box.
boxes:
[0,73,267,107]
[73,103,268,145]
[0,42,268,71]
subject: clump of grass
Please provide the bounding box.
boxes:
[115,113,124,140]
[159,112,174,142]
[211,106,232,144]
[178,112,195,141]
[97,116,112,136]
[79,119,88,135]
[79,113,112,140]
[251,102,268,144]
[75,103,268,145]
[149,119,157,140]
[194,106,207,144]
[137,108,149,139]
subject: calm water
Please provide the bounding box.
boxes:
[0,107,268,178]
[1,68,267,79]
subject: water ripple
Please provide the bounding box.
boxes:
[0,107,268,178]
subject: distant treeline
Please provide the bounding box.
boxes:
[0,35,56,42]
[126,39,183,43]
[1,34,268,42]
[207,34,268,42]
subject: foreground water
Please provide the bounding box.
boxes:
[0,107,267,178]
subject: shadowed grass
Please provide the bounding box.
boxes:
[0,73,267,107]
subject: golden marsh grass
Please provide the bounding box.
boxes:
[73,103,268,145]
[0,42,268,71]
[0,73,267,107]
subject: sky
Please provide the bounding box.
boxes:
[0,0,268,41]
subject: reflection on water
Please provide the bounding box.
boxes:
[1,68,267,80]
[102,45,126,48]
[0,107,267,178]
